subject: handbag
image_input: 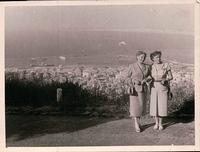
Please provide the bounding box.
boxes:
[127,85,138,96]
[165,81,173,100]
[168,89,173,100]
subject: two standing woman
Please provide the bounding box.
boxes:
[127,51,173,132]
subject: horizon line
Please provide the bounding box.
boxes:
[60,28,194,35]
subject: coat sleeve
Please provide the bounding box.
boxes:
[165,63,171,72]
[127,64,139,85]
[167,64,173,81]
[164,63,173,81]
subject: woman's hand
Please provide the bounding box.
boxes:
[134,80,141,85]
[141,79,146,85]
[161,78,167,85]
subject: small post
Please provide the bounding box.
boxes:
[57,88,63,103]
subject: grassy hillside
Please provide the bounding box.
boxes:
[5,61,194,116]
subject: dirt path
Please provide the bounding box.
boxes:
[6,115,194,146]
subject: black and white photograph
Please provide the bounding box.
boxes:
[2,0,199,151]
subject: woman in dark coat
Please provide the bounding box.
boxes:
[127,51,152,132]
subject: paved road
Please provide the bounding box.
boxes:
[6,115,194,146]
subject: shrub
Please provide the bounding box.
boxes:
[5,63,194,116]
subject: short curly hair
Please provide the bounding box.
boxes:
[136,50,146,58]
[150,51,162,61]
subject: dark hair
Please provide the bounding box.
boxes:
[150,51,162,61]
[136,50,146,58]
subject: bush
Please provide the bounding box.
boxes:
[5,64,194,116]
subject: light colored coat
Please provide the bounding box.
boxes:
[150,62,172,116]
[127,63,151,117]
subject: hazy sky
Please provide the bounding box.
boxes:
[5,4,194,60]
[6,4,194,33]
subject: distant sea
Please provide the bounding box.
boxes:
[5,31,194,68]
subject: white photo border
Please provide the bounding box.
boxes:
[0,0,199,151]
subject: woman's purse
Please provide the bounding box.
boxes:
[168,91,173,100]
[164,80,173,100]
[127,85,138,96]
[162,66,173,100]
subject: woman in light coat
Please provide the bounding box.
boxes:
[127,51,152,132]
[149,51,173,130]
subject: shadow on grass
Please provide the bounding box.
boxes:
[164,98,194,129]
[162,115,194,130]
[141,98,194,131]
[5,78,129,142]
[141,116,194,131]
[141,123,155,131]
[6,115,119,141]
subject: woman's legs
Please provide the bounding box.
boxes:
[134,117,141,132]
[154,116,159,129]
[154,116,164,130]
[158,117,163,130]
[130,92,144,133]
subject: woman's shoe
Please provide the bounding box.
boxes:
[158,125,164,130]
[135,126,141,133]
[153,124,159,130]
[135,124,141,133]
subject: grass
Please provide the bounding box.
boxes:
[5,63,194,116]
